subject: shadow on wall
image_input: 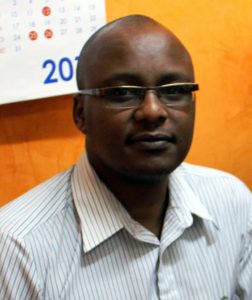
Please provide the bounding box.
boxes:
[0,95,80,145]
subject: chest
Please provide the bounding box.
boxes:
[40,229,238,300]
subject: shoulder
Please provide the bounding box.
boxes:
[180,162,251,196]
[0,167,74,239]
[178,163,252,224]
[180,162,244,179]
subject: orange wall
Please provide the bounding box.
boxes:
[1,0,252,206]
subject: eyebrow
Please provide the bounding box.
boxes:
[157,72,193,84]
[101,72,193,87]
[102,73,142,86]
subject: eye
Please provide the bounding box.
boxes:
[160,87,182,100]
[113,88,136,97]
[161,85,194,98]
[165,86,191,94]
[158,85,196,106]
[104,87,140,102]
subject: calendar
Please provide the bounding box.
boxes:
[0,0,106,104]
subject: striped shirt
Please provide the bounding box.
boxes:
[0,152,251,300]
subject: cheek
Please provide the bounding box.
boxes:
[172,105,195,142]
[85,106,128,147]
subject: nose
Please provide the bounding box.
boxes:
[133,90,169,124]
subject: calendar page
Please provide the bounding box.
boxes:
[0,0,106,104]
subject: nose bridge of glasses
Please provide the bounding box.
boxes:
[137,87,169,113]
[139,87,163,106]
[134,87,169,120]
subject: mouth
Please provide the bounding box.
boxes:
[127,132,176,151]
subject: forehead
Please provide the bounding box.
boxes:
[83,25,194,86]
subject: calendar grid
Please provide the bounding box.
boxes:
[0,0,106,104]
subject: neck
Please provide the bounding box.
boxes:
[91,161,169,238]
[118,180,169,238]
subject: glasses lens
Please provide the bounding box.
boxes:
[103,87,142,108]
[159,84,195,106]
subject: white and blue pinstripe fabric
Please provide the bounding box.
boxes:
[0,152,251,300]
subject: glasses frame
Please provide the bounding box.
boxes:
[78,82,199,109]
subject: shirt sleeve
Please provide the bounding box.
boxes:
[0,230,41,300]
[235,198,252,299]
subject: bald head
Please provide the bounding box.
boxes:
[76,15,194,89]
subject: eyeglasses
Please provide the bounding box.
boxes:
[78,82,199,109]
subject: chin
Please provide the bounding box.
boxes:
[120,164,177,183]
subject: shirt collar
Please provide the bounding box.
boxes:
[168,164,219,228]
[71,152,137,253]
[72,153,218,253]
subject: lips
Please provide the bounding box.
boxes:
[127,132,176,151]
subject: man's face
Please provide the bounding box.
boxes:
[76,26,195,181]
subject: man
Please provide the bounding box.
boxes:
[0,15,251,300]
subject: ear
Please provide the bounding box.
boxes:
[73,94,87,134]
